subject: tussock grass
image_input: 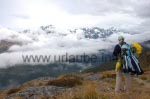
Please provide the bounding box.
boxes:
[46,74,83,87]
[101,70,116,79]
[54,82,100,99]
[12,96,23,99]
[7,87,22,95]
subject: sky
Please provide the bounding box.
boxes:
[0,0,150,32]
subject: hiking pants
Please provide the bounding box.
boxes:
[115,70,131,92]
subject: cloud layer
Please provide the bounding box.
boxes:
[0,27,149,68]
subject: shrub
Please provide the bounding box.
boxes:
[7,87,21,95]
[46,74,83,87]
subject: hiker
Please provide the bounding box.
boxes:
[113,36,143,93]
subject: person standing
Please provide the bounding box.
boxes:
[113,36,131,93]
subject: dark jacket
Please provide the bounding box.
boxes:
[113,44,121,57]
[113,42,127,60]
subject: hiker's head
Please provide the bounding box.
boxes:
[118,36,124,44]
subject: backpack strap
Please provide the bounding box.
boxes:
[120,42,132,56]
[118,43,122,48]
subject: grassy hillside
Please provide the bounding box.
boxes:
[0,67,149,99]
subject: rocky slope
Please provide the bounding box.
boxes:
[0,67,149,99]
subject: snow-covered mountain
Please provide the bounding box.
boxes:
[22,25,55,34]
[74,27,118,39]
[21,25,123,39]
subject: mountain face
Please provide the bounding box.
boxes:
[22,25,122,39]
[142,40,150,49]
[22,25,55,34]
[78,27,118,39]
[0,63,83,90]
[0,40,17,53]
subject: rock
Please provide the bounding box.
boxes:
[32,77,55,82]
[5,86,66,99]
[85,74,101,80]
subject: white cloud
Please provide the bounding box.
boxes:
[0,27,149,68]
